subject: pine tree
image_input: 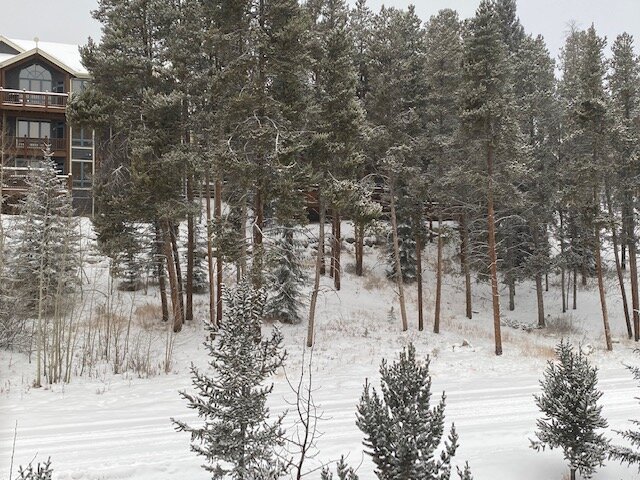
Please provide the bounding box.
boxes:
[531,340,609,480]
[385,223,417,283]
[16,458,53,480]
[356,343,468,480]
[11,149,80,314]
[320,456,359,480]
[265,229,307,324]
[172,280,287,479]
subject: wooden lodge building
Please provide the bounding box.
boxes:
[0,35,94,214]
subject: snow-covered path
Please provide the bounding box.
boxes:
[1,361,638,479]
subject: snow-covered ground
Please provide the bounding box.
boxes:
[2,219,640,479]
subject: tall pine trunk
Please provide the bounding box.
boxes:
[170,224,185,325]
[625,197,640,341]
[355,220,364,276]
[460,213,472,319]
[416,232,424,331]
[205,171,216,326]
[334,211,341,290]
[308,195,325,347]
[155,222,169,323]
[186,175,194,322]
[594,219,612,351]
[215,178,223,326]
[434,217,443,334]
[162,220,183,333]
[560,210,566,313]
[253,186,264,289]
[605,185,632,338]
[389,181,408,332]
[487,141,502,355]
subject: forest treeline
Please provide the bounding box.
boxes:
[53,0,640,356]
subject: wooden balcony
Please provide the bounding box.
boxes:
[1,166,71,208]
[6,136,67,156]
[0,88,68,113]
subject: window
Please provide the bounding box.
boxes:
[71,79,88,93]
[72,148,93,161]
[72,127,93,147]
[17,120,51,139]
[72,161,92,188]
[19,64,52,92]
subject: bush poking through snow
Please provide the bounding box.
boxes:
[356,343,471,479]
[172,280,287,479]
[531,340,609,480]
[15,458,53,480]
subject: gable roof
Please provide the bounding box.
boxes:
[0,35,89,78]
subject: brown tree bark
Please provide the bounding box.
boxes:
[355,220,364,276]
[329,214,335,279]
[434,217,443,334]
[215,178,223,326]
[487,142,502,355]
[162,220,183,333]
[253,186,264,289]
[605,186,632,338]
[460,214,472,319]
[170,224,185,325]
[573,268,577,310]
[334,211,341,291]
[308,195,325,347]
[186,175,194,322]
[155,222,169,323]
[594,224,613,351]
[416,232,424,331]
[625,198,640,341]
[560,210,566,313]
[205,171,216,326]
[389,181,408,332]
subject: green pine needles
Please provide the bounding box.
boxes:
[172,280,287,480]
[531,340,609,480]
[356,343,469,480]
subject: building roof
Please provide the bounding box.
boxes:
[0,35,89,78]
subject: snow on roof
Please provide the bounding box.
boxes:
[0,53,14,63]
[0,36,88,76]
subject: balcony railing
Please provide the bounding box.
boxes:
[1,166,72,194]
[0,88,68,111]
[7,136,66,154]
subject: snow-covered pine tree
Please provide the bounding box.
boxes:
[320,456,359,480]
[172,280,287,479]
[531,340,609,480]
[16,457,53,480]
[610,350,640,470]
[386,223,417,284]
[356,343,469,479]
[11,147,80,314]
[265,229,306,324]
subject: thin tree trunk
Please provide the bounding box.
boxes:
[155,222,169,322]
[170,224,185,326]
[215,178,223,326]
[329,214,335,279]
[573,268,577,310]
[320,208,326,276]
[508,278,515,311]
[625,196,640,341]
[434,217,443,334]
[417,232,424,331]
[308,195,325,347]
[162,220,183,333]
[560,211,566,313]
[186,175,194,322]
[570,468,576,480]
[355,220,364,276]
[594,223,612,351]
[253,186,264,289]
[389,181,408,332]
[205,171,215,326]
[460,214,472,319]
[535,274,545,327]
[240,198,248,278]
[487,142,502,355]
[605,185,632,338]
[334,211,341,291]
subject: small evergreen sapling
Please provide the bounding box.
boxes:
[356,343,469,480]
[15,458,53,480]
[531,340,609,480]
[320,456,359,480]
[610,350,640,470]
[172,280,287,480]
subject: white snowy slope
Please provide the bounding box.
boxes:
[1,219,640,479]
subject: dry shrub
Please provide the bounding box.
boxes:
[518,342,556,360]
[546,314,580,335]
[135,302,163,329]
[363,272,386,291]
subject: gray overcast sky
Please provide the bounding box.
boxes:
[0,0,638,60]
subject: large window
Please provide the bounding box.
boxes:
[19,64,52,92]
[72,127,93,147]
[72,161,92,189]
[17,119,51,139]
